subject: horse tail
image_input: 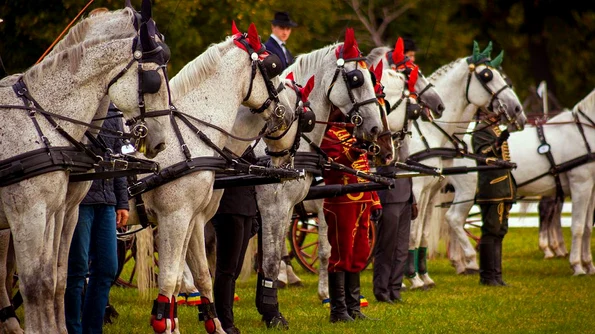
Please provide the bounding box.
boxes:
[135,225,156,300]
[432,183,456,258]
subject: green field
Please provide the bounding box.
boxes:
[98,227,595,333]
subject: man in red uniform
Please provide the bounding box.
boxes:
[321,109,382,323]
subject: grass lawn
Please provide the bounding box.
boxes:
[95,227,595,333]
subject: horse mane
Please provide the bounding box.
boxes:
[288,43,339,83]
[169,38,235,100]
[49,8,135,57]
[366,46,391,66]
[428,58,465,82]
[25,31,136,82]
[575,88,595,113]
[0,74,22,87]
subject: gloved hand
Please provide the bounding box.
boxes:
[411,203,419,220]
[370,208,383,222]
[497,129,510,146]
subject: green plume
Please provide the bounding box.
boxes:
[480,41,493,59]
[472,40,480,62]
[490,50,504,68]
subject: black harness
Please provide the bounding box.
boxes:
[516,109,595,199]
[0,24,172,187]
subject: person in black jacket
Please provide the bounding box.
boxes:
[373,144,417,303]
[264,11,297,70]
[212,148,260,334]
[65,107,129,334]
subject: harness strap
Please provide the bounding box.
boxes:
[536,124,564,200]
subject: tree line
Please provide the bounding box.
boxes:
[1,0,593,109]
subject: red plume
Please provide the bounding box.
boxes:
[392,37,405,65]
[286,72,295,82]
[374,60,383,83]
[301,75,315,102]
[408,66,419,93]
[231,21,241,35]
[247,23,261,51]
[336,28,360,59]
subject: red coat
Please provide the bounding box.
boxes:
[321,126,382,273]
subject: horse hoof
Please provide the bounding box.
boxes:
[582,263,595,275]
[277,281,287,288]
[463,268,479,275]
[572,264,586,276]
[543,249,555,259]
[289,281,304,287]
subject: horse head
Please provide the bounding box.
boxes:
[231,22,290,134]
[325,28,384,142]
[366,62,395,166]
[386,37,445,119]
[465,41,526,131]
[89,1,171,158]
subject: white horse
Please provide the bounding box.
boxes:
[390,42,526,289]
[125,23,299,334]
[0,4,171,333]
[448,88,595,276]
[248,29,397,325]
[277,40,446,301]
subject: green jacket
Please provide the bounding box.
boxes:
[472,121,516,203]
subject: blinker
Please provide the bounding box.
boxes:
[479,68,493,82]
[346,69,364,89]
[299,103,316,133]
[141,70,162,94]
[262,53,284,78]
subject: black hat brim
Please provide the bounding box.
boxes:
[271,19,298,27]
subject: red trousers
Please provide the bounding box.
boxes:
[324,201,372,273]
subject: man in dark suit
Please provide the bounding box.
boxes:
[265,11,297,70]
[373,144,417,303]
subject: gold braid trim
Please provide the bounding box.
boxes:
[492,125,511,161]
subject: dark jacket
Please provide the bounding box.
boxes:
[264,36,293,70]
[80,109,129,210]
[215,149,258,217]
[472,121,516,203]
[376,145,415,204]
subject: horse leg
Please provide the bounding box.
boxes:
[151,209,195,334]
[186,215,224,334]
[316,202,331,302]
[538,198,556,259]
[568,177,593,276]
[407,184,428,290]
[178,263,201,306]
[581,190,595,275]
[0,230,22,334]
[281,239,302,287]
[445,186,479,274]
[419,183,441,288]
[550,200,568,257]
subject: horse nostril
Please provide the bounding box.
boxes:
[371,126,380,136]
[154,142,166,153]
[515,106,521,114]
[437,104,445,113]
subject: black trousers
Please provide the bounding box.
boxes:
[479,202,511,239]
[212,214,254,330]
[373,202,411,301]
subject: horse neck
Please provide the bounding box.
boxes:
[160,53,251,165]
[21,39,132,145]
[413,59,475,148]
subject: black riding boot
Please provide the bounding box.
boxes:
[328,272,354,323]
[494,239,507,286]
[479,238,500,286]
[345,272,372,320]
[479,239,499,286]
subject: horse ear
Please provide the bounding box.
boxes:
[247,23,262,52]
[231,20,240,35]
[301,75,316,102]
[125,0,133,9]
[490,50,504,68]
[141,0,152,23]
[286,72,295,82]
[480,41,493,59]
[374,60,383,82]
[408,66,419,93]
[393,37,405,64]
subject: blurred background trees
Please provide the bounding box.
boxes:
[1,0,593,108]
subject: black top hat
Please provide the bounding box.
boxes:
[403,37,417,52]
[271,11,298,27]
